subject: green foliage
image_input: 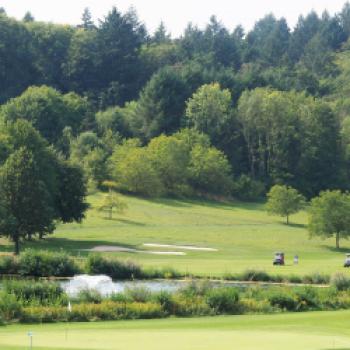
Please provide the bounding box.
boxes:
[188,144,233,195]
[185,83,232,143]
[109,130,233,197]
[0,147,55,253]
[3,280,66,306]
[0,292,23,321]
[0,86,91,144]
[98,190,127,219]
[206,288,241,314]
[266,185,305,224]
[232,175,266,200]
[86,255,142,280]
[308,190,350,248]
[17,250,79,277]
[331,273,350,291]
[268,291,298,311]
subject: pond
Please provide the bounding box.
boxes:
[60,275,251,297]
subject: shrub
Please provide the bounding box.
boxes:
[288,275,303,284]
[240,298,274,314]
[20,301,165,323]
[142,266,182,279]
[206,288,241,314]
[173,296,212,317]
[152,291,175,315]
[75,289,102,304]
[295,287,320,311]
[331,273,350,291]
[302,272,330,285]
[18,250,79,277]
[268,291,298,311]
[240,269,271,282]
[3,280,66,307]
[124,287,152,303]
[180,280,212,298]
[86,255,142,280]
[0,255,18,275]
[232,175,266,201]
[0,292,23,321]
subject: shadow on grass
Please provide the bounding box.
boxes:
[99,217,146,226]
[2,238,141,256]
[322,245,350,254]
[148,196,265,212]
[285,223,306,229]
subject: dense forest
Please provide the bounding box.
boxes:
[2,3,350,200]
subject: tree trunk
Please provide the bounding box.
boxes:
[14,237,20,255]
[286,215,289,225]
[336,232,340,249]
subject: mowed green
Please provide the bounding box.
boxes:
[1,193,350,277]
[1,311,350,350]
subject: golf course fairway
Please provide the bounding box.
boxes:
[1,310,350,350]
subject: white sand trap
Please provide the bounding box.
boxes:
[89,246,137,253]
[143,243,218,252]
[86,245,186,256]
[146,251,186,256]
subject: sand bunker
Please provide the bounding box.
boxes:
[89,246,136,253]
[143,243,218,252]
[86,245,186,256]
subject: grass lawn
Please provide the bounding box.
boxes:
[1,310,350,349]
[1,193,350,277]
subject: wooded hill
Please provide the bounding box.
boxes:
[2,4,350,198]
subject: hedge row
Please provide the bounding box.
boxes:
[0,250,182,280]
[2,278,350,324]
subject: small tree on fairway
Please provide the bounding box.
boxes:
[308,190,350,249]
[266,185,305,224]
[98,181,128,219]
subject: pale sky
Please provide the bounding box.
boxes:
[1,0,348,37]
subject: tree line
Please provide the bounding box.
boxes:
[1,4,350,252]
[1,4,350,198]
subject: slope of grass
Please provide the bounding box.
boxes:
[1,193,349,277]
[1,310,350,349]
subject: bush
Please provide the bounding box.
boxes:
[0,255,18,275]
[75,289,102,304]
[3,280,66,307]
[124,287,152,303]
[20,301,165,323]
[268,291,298,311]
[0,292,23,321]
[302,272,330,285]
[240,298,273,314]
[152,291,175,315]
[86,255,142,280]
[180,280,212,298]
[18,250,79,277]
[232,175,266,201]
[173,296,212,317]
[331,273,350,291]
[295,287,320,311]
[206,288,241,314]
[240,269,271,282]
[142,266,182,279]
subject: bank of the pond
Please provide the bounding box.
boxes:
[0,250,339,286]
[1,273,350,325]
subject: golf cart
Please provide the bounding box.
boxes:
[344,254,350,268]
[273,252,285,266]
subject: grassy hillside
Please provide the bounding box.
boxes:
[1,193,349,277]
[1,310,350,350]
